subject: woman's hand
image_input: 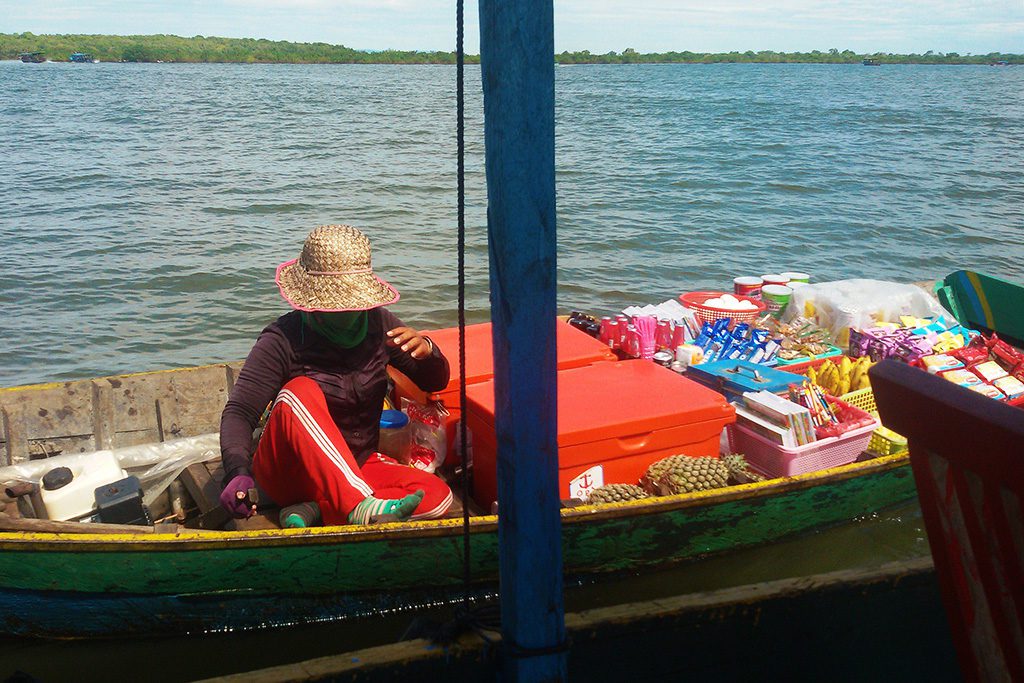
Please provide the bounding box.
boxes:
[386,326,433,359]
[220,474,257,519]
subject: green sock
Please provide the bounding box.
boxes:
[280,501,321,529]
[348,490,424,525]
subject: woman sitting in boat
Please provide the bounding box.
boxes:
[219,224,453,527]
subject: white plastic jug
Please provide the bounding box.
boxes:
[38,451,127,521]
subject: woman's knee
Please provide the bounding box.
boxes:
[410,479,453,520]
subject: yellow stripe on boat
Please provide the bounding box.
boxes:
[966,271,996,329]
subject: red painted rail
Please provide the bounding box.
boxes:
[871,360,1024,683]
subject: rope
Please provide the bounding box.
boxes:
[400,0,496,651]
[456,0,471,610]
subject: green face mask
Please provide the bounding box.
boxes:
[302,311,369,348]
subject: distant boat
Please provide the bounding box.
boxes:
[18,52,45,63]
[69,52,99,64]
[862,58,881,66]
[990,60,1011,66]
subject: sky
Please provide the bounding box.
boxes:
[2,0,1023,55]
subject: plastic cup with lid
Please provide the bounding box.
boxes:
[761,274,790,287]
[733,276,763,299]
[761,284,794,318]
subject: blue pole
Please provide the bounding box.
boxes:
[477,0,566,681]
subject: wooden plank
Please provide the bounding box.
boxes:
[180,463,230,530]
[155,397,179,442]
[24,382,95,446]
[148,367,231,442]
[181,463,221,513]
[479,0,564,679]
[108,373,161,445]
[2,403,28,465]
[165,365,232,438]
[0,515,155,534]
[205,557,946,683]
[224,363,237,393]
[91,380,116,451]
[0,364,241,452]
[226,513,279,532]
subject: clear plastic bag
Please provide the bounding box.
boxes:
[400,397,448,474]
[783,280,953,348]
[0,433,220,508]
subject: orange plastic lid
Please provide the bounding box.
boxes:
[465,360,735,448]
[423,321,616,393]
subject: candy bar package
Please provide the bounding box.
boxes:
[950,345,989,366]
[971,360,1009,383]
[940,369,983,387]
[969,383,1005,401]
[994,375,1024,400]
[923,354,964,374]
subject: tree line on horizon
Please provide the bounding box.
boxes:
[3,33,1021,65]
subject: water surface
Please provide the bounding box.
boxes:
[2,61,1022,386]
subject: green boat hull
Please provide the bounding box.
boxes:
[0,455,914,638]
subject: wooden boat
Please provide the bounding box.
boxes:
[873,360,1024,683]
[936,270,1024,346]
[18,52,45,63]
[213,557,954,683]
[0,362,915,639]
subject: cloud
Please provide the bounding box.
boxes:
[2,0,1020,53]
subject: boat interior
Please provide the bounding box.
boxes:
[0,362,497,534]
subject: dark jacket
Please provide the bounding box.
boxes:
[220,309,449,482]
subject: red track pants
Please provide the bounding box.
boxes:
[252,377,453,525]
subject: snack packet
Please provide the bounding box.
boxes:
[400,397,448,473]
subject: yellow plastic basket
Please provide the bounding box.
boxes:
[839,387,877,415]
[868,426,908,457]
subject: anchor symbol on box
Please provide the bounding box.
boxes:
[569,465,604,501]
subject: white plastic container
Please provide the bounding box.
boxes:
[38,451,127,521]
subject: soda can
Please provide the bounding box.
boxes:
[598,317,615,348]
[624,329,641,358]
[615,315,630,347]
[671,323,688,348]
[655,320,673,350]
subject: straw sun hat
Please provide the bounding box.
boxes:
[275,225,400,312]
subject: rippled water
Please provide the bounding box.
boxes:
[2,61,1022,386]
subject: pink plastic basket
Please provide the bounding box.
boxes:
[728,418,878,478]
[679,291,767,326]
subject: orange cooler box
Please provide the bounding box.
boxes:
[389,322,617,455]
[466,360,736,508]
